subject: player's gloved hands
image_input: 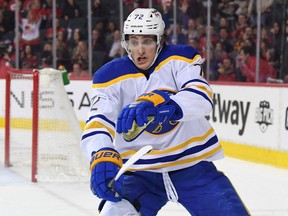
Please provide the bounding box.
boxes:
[117,90,183,133]
[90,148,124,202]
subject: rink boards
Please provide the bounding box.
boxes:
[0,79,288,169]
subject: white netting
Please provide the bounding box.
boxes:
[8,68,89,181]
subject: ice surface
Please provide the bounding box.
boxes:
[1,156,288,216]
[1,125,288,216]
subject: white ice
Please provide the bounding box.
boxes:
[1,155,288,216]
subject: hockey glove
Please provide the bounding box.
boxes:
[90,148,124,202]
[116,90,183,134]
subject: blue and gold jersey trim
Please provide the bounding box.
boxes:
[119,126,221,171]
[92,45,202,89]
[121,127,215,158]
[82,114,116,141]
[127,144,222,171]
[93,73,145,88]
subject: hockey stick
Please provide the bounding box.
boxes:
[108,145,153,189]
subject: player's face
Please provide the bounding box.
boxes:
[128,35,157,70]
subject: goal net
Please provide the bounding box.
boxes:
[5,68,89,182]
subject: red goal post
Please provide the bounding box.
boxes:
[5,68,89,182]
[5,69,39,182]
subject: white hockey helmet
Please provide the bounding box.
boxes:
[121,8,165,67]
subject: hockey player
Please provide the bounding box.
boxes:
[81,8,250,216]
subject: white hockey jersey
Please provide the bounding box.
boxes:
[81,44,224,173]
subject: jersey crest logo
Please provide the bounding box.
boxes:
[146,120,179,135]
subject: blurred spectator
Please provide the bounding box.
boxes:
[40,42,52,68]
[6,0,23,11]
[0,40,15,78]
[45,18,66,42]
[284,75,288,83]
[243,26,255,42]
[0,0,286,83]
[259,38,271,61]
[216,56,237,81]
[196,24,207,51]
[203,25,218,48]
[209,42,228,80]
[28,0,42,17]
[185,0,203,20]
[217,1,238,32]
[236,45,277,82]
[188,37,204,60]
[0,0,7,10]
[1,6,15,35]
[235,1,249,16]
[218,27,234,54]
[248,0,274,27]
[215,16,229,33]
[281,21,288,81]
[232,13,249,39]
[122,0,148,18]
[205,48,219,80]
[61,0,82,20]
[20,10,42,53]
[93,19,105,35]
[102,0,120,17]
[71,40,88,70]
[92,0,107,19]
[243,36,255,49]
[167,23,187,45]
[23,0,46,28]
[188,37,201,52]
[0,58,12,78]
[214,42,228,61]
[270,21,281,71]
[56,29,68,47]
[108,30,123,60]
[22,0,33,10]
[183,18,198,41]
[177,0,192,29]
[92,29,107,52]
[41,0,62,29]
[234,26,256,53]
[68,28,83,53]
[104,20,117,50]
[56,39,71,69]
[20,44,38,69]
[0,10,9,40]
[261,27,272,44]
[69,62,90,78]
[155,0,173,30]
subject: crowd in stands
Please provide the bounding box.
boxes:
[0,0,288,83]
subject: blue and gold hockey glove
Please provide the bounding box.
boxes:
[90,148,123,202]
[116,90,183,135]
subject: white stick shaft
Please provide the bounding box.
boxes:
[108,145,153,189]
[114,145,152,181]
